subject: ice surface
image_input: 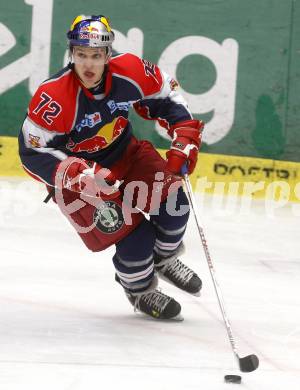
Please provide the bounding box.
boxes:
[0,178,299,389]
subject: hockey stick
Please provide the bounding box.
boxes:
[181,165,259,373]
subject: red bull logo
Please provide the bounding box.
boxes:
[67,116,128,153]
[80,26,99,33]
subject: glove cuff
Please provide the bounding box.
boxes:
[168,119,204,138]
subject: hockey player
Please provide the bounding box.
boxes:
[19,15,204,320]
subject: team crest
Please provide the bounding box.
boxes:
[169,78,179,91]
[28,133,41,148]
[93,201,124,234]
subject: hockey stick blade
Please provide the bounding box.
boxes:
[239,354,259,372]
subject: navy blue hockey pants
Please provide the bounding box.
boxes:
[112,187,190,293]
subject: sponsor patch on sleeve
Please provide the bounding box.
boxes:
[28,133,41,148]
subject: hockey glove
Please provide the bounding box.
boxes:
[56,157,122,199]
[166,119,204,175]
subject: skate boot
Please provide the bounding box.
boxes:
[154,242,202,296]
[116,275,183,320]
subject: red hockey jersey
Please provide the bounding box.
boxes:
[19,53,192,185]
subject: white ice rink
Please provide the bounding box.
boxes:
[0,178,299,390]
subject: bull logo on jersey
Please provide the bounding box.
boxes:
[67,116,128,153]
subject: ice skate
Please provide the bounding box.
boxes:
[154,243,202,296]
[117,275,183,321]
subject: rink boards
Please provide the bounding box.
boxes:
[1,135,300,202]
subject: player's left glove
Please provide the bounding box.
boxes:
[166,119,204,175]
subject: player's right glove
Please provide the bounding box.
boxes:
[166,119,204,175]
[56,157,122,199]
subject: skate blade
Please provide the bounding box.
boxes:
[136,311,184,322]
[192,291,201,297]
[153,313,184,322]
[173,313,184,321]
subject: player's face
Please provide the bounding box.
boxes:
[73,46,108,88]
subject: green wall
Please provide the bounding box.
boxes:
[0,0,299,161]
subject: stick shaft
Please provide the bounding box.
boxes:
[183,174,240,362]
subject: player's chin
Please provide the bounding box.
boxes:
[82,78,97,89]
